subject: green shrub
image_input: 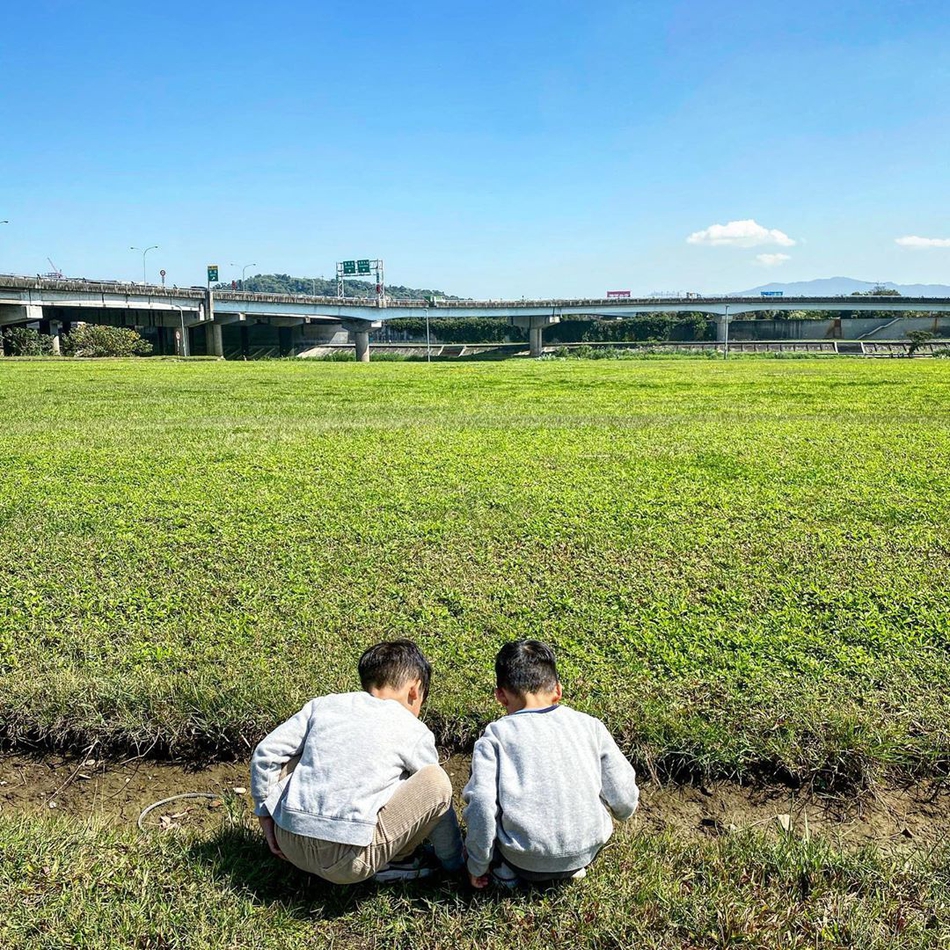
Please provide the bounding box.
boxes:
[2,327,55,356]
[63,324,152,357]
[906,329,935,356]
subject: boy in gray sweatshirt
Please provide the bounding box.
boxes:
[463,640,639,888]
[251,640,463,884]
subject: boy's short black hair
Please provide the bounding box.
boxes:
[358,639,432,702]
[495,639,559,696]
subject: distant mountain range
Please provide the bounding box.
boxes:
[731,277,950,297]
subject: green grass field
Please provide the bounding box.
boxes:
[3,817,948,950]
[2,358,950,785]
[3,357,950,948]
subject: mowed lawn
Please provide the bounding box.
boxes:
[1,358,949,785]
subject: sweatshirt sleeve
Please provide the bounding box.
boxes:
[462,736,500,878]
[598,723,640,821]
[403,727,440,775]
[250,700,314,817]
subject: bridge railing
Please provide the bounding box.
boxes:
[3,275,950,312]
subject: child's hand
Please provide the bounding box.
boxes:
[469,872,490,889]
[258,815,287,861]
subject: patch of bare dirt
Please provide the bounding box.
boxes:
[2,753,948,852]
[635,780,950,853]
[0,754,251,832]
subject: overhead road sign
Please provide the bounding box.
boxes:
[336,258,386,303]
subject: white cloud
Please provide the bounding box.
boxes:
[755,253,791,267]
[687,218,796,248]
[895,235,950,248]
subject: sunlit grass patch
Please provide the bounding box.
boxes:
[1,359,949,786]
[1,814,947,949]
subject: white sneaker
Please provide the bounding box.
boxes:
[570,867,587,880]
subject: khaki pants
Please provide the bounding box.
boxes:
[275,764,457,885]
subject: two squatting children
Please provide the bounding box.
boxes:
[250,638,639,887]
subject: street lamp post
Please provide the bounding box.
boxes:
[230,262,257,291]
[170,304,189,357]
[131,245,158,285]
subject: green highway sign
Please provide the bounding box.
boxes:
[357,259,371,275]
[342,260,357,275]
[207,264,219,283]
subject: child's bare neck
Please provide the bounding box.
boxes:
[507,691,560,713]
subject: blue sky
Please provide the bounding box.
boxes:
[2,0,949,296]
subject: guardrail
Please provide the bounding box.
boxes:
[4,275,950,310]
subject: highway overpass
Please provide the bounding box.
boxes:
[2,275,950,360]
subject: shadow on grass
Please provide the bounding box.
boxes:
[188,824,543,921]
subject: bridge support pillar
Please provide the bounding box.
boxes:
[207,322,224,358]
[529,325,544,357]
[341,319,382,362]
[509,314,560,357]
[49,320,62,355]
[716,311,733,357]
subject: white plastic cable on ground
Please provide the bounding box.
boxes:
[137,792,220,831]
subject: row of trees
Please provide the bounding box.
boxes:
[764,287,939,322]
[1,325,152,357]
[549,315,713,343]
[216,273,457,301]
[383,318,519,344]
[383,312,944,347]
[383,314,715,344]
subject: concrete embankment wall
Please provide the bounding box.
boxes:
[728,315,950,341]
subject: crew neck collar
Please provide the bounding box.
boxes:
[510,704,561,716]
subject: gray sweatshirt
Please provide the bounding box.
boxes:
[251,692,441,846]
[462,704,639,877]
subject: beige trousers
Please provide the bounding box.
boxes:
[274,764,455,884]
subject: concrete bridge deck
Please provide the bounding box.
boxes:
[3,275,950,359]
